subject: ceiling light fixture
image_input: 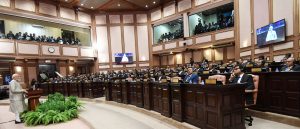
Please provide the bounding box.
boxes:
[145,5,148,8]
[91,6,94,9]
[81,3,84,6]
[65,0,68,1]
[153,1,156,4]
[118,3,121,7]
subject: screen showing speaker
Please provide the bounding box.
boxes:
[256,19,286,47]
[0,20,4,35]
[114,53,133,64]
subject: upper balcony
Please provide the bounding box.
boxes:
[0,39,97,60]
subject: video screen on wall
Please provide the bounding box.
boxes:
[3,74,11,85]
[256,19,286,47]
[188,3,234,36]
[114,53,133,64]
[0,20,4,34]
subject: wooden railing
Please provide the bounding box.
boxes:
[0,39,96,59]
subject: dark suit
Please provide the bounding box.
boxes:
[292,64,300,71]
[281,64,300,72]
[230,74,254,105]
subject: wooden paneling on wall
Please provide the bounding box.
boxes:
[15,0,35,12]
[60,7,75,20]
[39,2,57,16]
[95,13,150,70]
[96,26,110,63]
[238,0,251,48]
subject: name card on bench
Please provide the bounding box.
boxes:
[160,79,167,83]
[203,71,210,74]
[246,64,254,68]
[171,77,181,83]
[205,79,217,85]
[251,68,262,72]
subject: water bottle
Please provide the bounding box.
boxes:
[200,80,205,85]
[275,68,279,72]
[33,85,36,90]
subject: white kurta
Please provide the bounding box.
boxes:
[9,80,27,114]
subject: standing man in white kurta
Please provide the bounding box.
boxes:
[9,74,27,124]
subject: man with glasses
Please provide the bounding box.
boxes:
[281,57,300,72]
[229,64,254,104]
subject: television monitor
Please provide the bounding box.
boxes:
[114,53,133,64]
[256,19,286,47]
[4,74,11,85]
[0,20,4,35]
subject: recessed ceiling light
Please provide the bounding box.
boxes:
[153,1,156,4]
[145,5,148,8]
[118,3,121,7]
[91,6,94,9]
[81,3,84,6]
[65,0,68,1]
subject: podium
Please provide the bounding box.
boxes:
[26,89,43,111]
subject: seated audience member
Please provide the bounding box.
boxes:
[229,64,254,105]
[184,68,199,84]
[257,56,266,67]
[75,38,81,45]
[57,37,63,44]
[31,33,36,41]
[6,31,14,39]
[14,32,21,40]
[36,36,42,42]
[29,33,33,41]
[0,31,5,39]
[22,32,28,40]
[177,67,186,80]
[190,58,194,66]
[281,57,300,72]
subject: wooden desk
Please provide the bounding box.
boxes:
[136,81,144,108]
[143,81,153,110]
[26,89,43,111]
[181,83,245,129]
[170,83,182,121]
[152,82,162,113]
[108,82,246,129]
[111,81,122,103]
[250,72,300,117]
[129,82,137,105]
[121,81,130,104]
[105,81,112,101]
[161,83,172,118]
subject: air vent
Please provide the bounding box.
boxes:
[212,42,234,48]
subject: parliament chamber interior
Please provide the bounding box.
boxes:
[0,0,300,129]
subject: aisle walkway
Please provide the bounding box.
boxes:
[79,102,180,129]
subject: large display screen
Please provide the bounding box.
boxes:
[256,19,286,47]
[114,53,133,64]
